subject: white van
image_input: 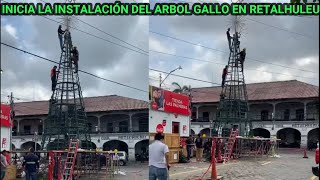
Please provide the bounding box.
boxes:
[109,151,128,166]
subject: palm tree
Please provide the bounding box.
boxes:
[172,82,191,94]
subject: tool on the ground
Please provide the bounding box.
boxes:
[62,139,80,180]
[222,129,238,163]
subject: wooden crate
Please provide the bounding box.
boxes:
[4,165,17,180]
[168,148,180,163]
[149,133,180,148]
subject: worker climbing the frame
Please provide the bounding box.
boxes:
[71,46,79,73]
[50,66,59,94]
[58,25,65,51]
[233,32,241,49]
[237,48,246,72]
[221,65,228,88]
[226,28,232,52]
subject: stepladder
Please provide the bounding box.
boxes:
[62,139,80,180]
[222,128,239,163]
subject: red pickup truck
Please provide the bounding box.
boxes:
[312,146,319,177]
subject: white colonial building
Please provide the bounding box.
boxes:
[10,95,148,161]
[190,80,319,148]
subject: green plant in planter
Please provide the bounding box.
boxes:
[179,152,188,163]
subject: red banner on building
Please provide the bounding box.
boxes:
[0,104,11,127]
[150,86,190,116]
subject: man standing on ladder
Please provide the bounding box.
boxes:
[237,48,246,72]
[58,25,65,51]
[71,46,79,73]
[221,65,228,88]
[50,66,59,95]
[226,28,232,52]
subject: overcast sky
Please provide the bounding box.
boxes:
[149,0,319,91]
[1,0,149,103]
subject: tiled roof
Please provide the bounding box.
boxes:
[14,95,148,117]
[12,80,319,117]
[191,80,319,103]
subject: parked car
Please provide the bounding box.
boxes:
[109,151,128,166]
[312,143,319,177]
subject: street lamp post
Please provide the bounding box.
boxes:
[159,65,182,88]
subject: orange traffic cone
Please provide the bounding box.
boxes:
[303,148,308,158]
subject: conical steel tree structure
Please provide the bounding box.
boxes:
[41,28,91,150]
[213,17,251,137]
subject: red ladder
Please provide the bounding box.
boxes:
[62,139,80,180]
[222,129,238,163]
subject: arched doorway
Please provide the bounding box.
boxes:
[11,144,16,151]
[199,128,210,138]
[307,128,319,150]
[103,140,128,154]
[134,139,149,161]
[190,129,195,135]
[135,139,149,154]
[81,141,97,150]
[20,141,41,151]
[251,128,270,138]
[277,128,301,148]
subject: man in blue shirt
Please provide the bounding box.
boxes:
[23,148,39,180]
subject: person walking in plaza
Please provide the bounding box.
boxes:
[149,133,170,180]
[23,148,39,180]
[186,135,194,161]
[58,25,65,51]
[1,151,8,180]
[195,134,204,162]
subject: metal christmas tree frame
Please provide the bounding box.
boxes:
[213,15,251,137]
[41,21,91,151]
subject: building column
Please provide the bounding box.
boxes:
[128,147,135,161]
[17,120,20,134]
[272,102,276,120]
[195,106,200,119]
[301,135,308,148]
[304,102,308,121]
[129,114,133,132]
[97,116,101,133]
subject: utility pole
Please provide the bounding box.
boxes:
[9,92,14,151]
[188,85,192,136]
[159,73,162,88]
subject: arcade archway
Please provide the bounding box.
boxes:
[277,128,301,148]
[308,128,319,150]
[251,128,271,138]
[103,140,128,154]
[20,141,41,151]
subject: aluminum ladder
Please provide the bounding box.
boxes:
[222,129,238,163]
[62,139,80,180]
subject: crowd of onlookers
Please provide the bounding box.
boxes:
[1,148,40,180]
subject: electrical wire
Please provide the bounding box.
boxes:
[150,68,220,85]
[149,50,318,80]
[1,42,148,93]
[149,31,318,74]
[41,16,148,56]
[246,17,316,40]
